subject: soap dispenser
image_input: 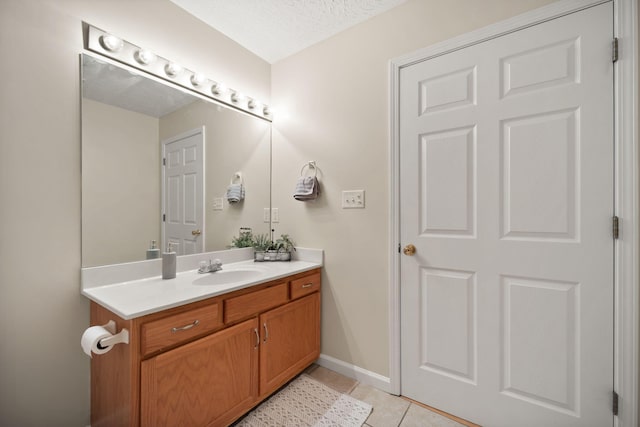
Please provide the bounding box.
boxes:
[162,242,177,280]
[146,240,159,259]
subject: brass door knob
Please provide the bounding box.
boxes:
[192,229,202,236]
[403,244,416,256]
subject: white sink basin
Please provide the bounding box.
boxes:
[192,268,264,286]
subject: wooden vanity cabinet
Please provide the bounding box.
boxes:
[89,268,321,427]
[140,318,259,427]
[259,292,320,397]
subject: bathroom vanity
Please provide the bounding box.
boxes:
[79,28,321,426]
[84,258,321,427]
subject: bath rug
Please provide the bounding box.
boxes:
[236,374,372,427]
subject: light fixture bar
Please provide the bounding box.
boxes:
[86,25,272,121]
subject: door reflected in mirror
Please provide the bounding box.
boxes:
[81,54,271,267]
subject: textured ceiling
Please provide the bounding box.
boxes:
[83,55,197,118]
[169,0,408,63]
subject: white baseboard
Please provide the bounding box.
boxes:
[316,353,394,394]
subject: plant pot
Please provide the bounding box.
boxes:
[276,251,291,261]
[254,250,291,262]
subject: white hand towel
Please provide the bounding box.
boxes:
[293,176,319,201]
[226,183,245,203]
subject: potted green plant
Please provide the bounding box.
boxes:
[253,233,296,262]
[230,228,253,248]
[252,233,271,261]
[273,234,295,261]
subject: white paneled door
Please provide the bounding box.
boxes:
[399,3,614,427]
[162,128,204,256]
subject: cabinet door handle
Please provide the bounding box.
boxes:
[254,328,259,349]
[302,283,314,288]
[263,323,269,343]
[171,319,200,333]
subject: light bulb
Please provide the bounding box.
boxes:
[263,105,271,116]
[230,91,240,103]
[211,82,226,95]
[190,73,206,87]
[134,49,156,65]
[100,34,123,52]
[164,62,182,77]
[248,99,257,109]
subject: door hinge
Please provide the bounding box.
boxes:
[613,216,619,239]
[162,213,166,222]
[162,158,166,166]
[398,243,401,254]
[612,37,619,63]
[612,390,619,416]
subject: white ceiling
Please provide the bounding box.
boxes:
[83,55,197,117]
[169,0,408,64]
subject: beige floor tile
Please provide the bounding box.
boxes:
[306,365,359,394]
[304,363,319,374]
[399,404,467,427]
[350,384,410,427]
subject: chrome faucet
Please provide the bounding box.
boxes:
[198,259,223,274]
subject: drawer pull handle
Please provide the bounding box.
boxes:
[254,328,259,349]
[263,323,269,343]
[302,283,314,288]
[171,320,200,333]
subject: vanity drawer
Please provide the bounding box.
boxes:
[290,272,321,300]
[141,303,222,356]
[224,282,288,324]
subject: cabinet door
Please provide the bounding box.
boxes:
[259,292,320,396]
[141,318,259,427]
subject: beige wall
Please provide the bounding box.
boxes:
[271,0,558,377]
[0,0,269,425]
[160,101,272,251]
[82,99,161,267]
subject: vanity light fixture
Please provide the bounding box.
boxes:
[86,24,272,121]
[99,34,123,52]
[134,49,156,66]
[190,73,207,87]
[164,62,183,78]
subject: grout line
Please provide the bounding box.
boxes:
[400,396,481,427]
[396,402,411,427]
[346,380,360,395]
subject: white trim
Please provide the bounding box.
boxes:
[316,354,393,394]
[612,1,639,426]
[389,0,638,425]
[388,53,402,397]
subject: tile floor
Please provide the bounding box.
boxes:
[304,365,474,427]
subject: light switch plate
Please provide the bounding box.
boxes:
[213,198,224,211]
[271,208,279,223]
[263,208,270,223]
[342,190,365,209]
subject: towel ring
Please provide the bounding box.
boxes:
[300,161,317,178]
[230,172,244,185]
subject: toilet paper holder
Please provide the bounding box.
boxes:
[98,320,129,349]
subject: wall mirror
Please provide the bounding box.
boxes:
[81,53,271,268]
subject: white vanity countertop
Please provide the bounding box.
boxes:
[82,252,322,320]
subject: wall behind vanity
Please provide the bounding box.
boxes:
[0,1,269,425]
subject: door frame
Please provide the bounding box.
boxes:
[161,126,206,255]
[388,0,638,425]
